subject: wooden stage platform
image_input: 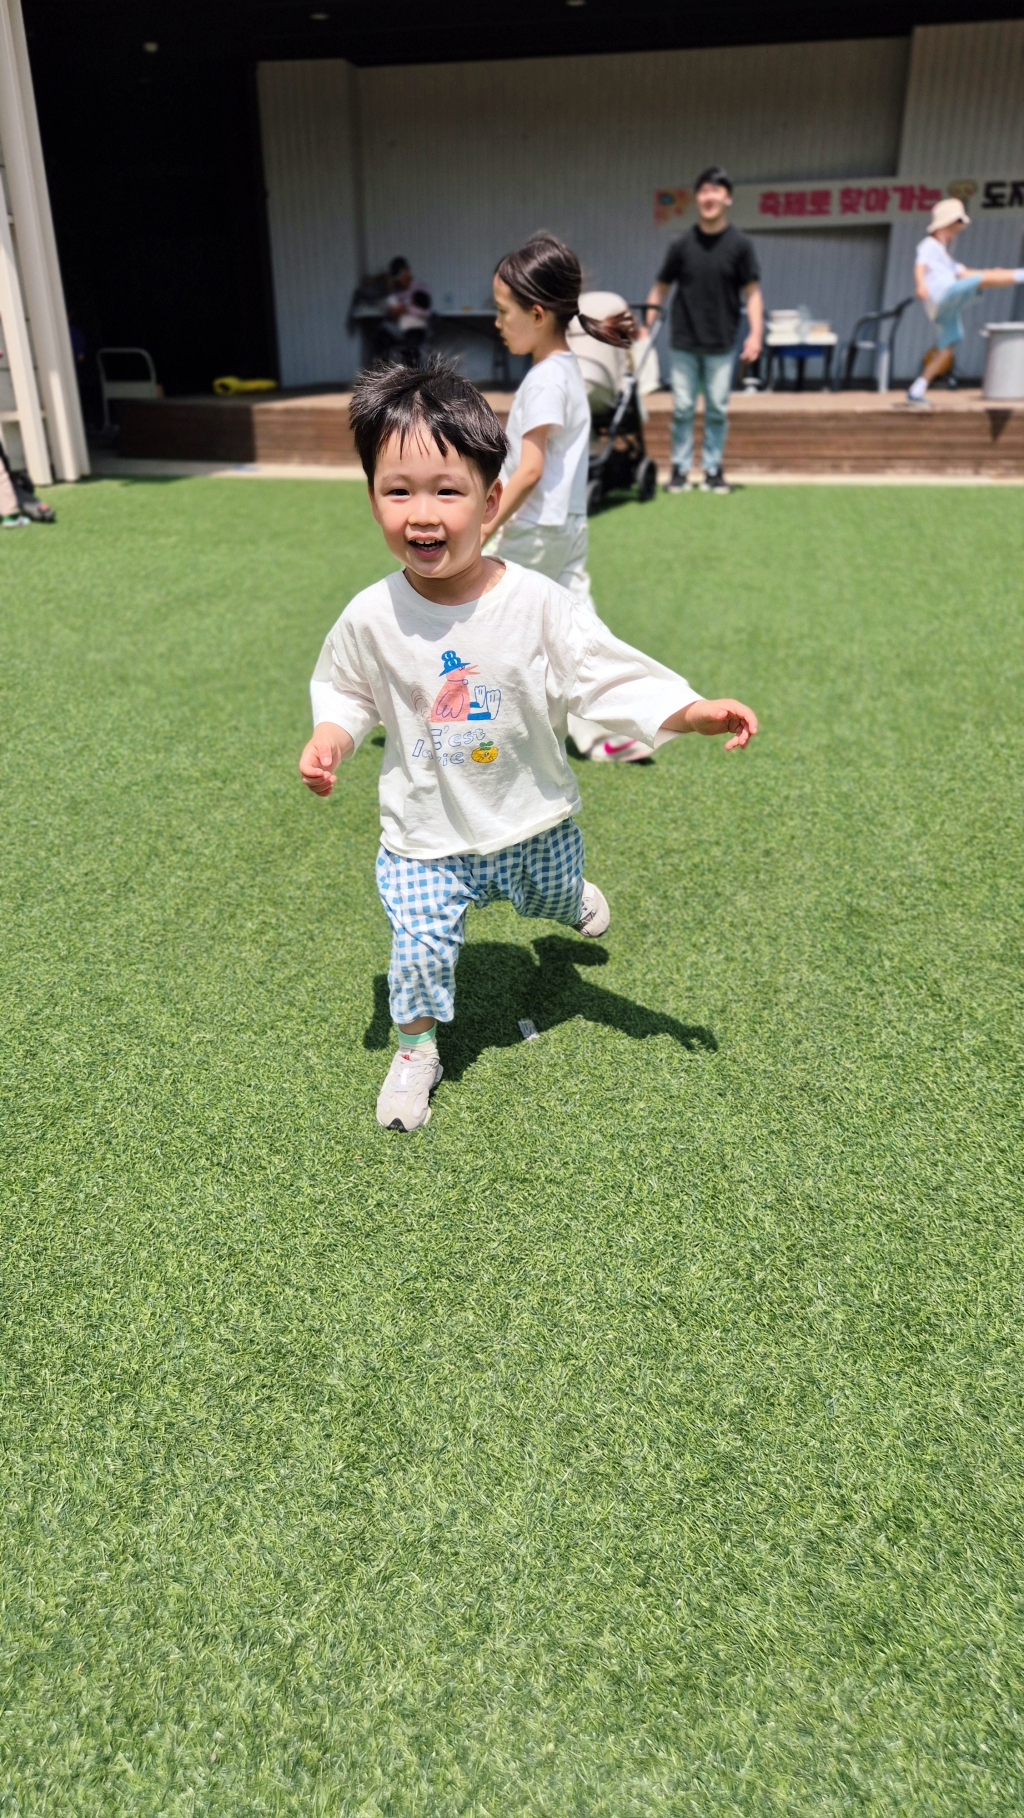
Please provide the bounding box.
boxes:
[114,387,1024,478]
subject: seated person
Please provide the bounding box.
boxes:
[374,257,432,366]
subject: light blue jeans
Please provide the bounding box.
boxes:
[932,274,983,351]
[670,349,735,475]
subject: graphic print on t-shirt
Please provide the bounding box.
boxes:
[431,649,502,722]
[411,649,503,766]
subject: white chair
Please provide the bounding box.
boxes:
[96,347,159,432]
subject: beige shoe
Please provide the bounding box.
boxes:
[376,1044,443,1131]
[574,880,610,938]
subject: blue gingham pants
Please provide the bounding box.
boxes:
[377,818,585,1024]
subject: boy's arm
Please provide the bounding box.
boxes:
[914,260,930,302]
[300,619,378,794]
[661,698,757,750]
[564,606,756,751]
[299,722,355,796]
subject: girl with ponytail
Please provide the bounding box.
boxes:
[489,234,651,761]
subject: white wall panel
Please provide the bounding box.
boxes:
[896,18,1024,168]
[259,28,1024,389]
[258,60,363,385]
[359,38,908,354]
[882,20,1024,380]
[261,37,908,384]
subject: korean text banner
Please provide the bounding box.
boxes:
[654,175,1024,230]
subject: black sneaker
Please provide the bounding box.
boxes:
[700,470,733,494]
[663,467,693,494]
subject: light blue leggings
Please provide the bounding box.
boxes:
[932,274,983,351]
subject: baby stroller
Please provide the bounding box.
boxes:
[567,291,667,514]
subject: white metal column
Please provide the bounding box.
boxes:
[0,163,49,482]
[0,0,88,480]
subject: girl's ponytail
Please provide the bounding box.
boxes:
[575,306,635,349]
[496,233,635,349]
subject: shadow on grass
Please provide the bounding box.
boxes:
[364,934,717,1082]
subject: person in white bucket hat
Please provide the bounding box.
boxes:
[905,196,1024,405]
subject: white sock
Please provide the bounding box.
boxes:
[908,376,928,400]
[1013,268,1024,283]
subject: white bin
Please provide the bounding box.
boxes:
[981,322,1024,400]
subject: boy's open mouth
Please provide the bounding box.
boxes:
[407,537,445,555]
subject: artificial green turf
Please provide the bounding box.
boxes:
[1,474,1023,1814]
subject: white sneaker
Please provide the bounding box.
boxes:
[376,1044,443,1131]
[574,880,610,938]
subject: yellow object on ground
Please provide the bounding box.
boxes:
[212,377,278,395]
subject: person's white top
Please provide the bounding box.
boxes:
[392,281,431,328]
[916,235,967,316]
[310,561,701,860]
[501,351,591,527]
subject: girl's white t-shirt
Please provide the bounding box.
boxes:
[916,235,966,314]
[501,351,591,527]
[310,561,700,860]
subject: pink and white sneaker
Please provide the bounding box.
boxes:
[376,1044,443,1131]
[587,737,653,763]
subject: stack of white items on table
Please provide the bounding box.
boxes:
[767,307,835,346]
[566,291,661,429]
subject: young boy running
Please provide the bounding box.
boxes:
[299,360,757,1132]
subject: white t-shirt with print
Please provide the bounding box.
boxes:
[501,351,591,527]
[916,235,966,315]
[310,561,701,861]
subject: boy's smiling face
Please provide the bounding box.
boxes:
[369,429,502,599]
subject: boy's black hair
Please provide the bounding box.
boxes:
[388,255,411,276]
[350,358,509,488]
[695,164,733,194]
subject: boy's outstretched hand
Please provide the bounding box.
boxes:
[299,722,354,795]
[661,698,758,749]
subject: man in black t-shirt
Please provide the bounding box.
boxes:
[642,166,762,494]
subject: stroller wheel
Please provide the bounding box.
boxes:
[586,477,604,516]
[636,457,657,503]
